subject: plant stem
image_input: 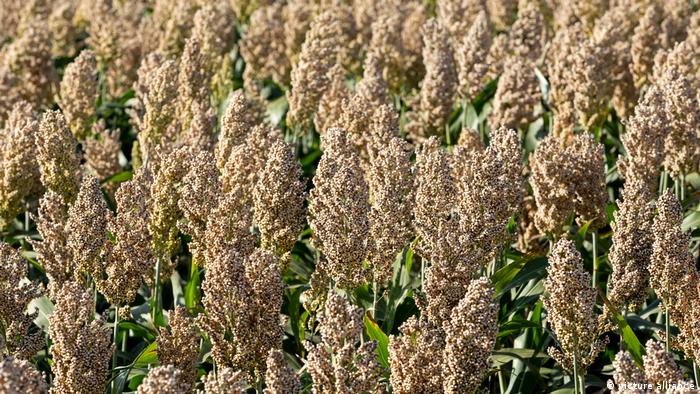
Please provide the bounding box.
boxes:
[112,305,120,393]
[498,369,506,394]
[591,231,599,290]
[680,173,686,201]
[372,275,378,320]
[152,256,162,324]
[665,310,671,352]
[420,258,425,292]
[573,351,580,394]
[24,204,29,232]
[693,360,699,387]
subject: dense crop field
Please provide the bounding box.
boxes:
[1,0,700,393]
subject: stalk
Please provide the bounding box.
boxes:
[573,351,580,394]
[665,309,671,352]
[152,256,162,324]
[372,274,378,320]
[591,231,599,289]
[112,306,120,392]
[24,204,29,232]
[693,361,699,387]
[498,369,506,394]
[680,173,686,201]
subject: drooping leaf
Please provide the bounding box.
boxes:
[598,289,645,367]
[364,313,390,369]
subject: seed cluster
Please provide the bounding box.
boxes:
[1,1,700,393]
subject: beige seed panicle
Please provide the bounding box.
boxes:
[157,307,200,390]
[544,239,607,373]
[509,1,545,63]
[287,11,342,131]
[100,167,155,306]
[486,0,517,31]
[199,367,247,394]
[215,90,262,171]
[308,128,371,289]
[282,0,314,67]
[413,137,458,265]
[0,102,40,230]
[177,150,222,266]
[618,85,666,195]
[484,33,508,81]
[405,19,457,141]
[436,0,486,42]
[149,147,188,262]
[0,357,48,393]
[630,4,663,89]
[240,3,289,86]
[455,10,492,99]
[179,100,217,153]
[59,50,98,139]
[191,3,237,69]
[0,22,55,121]
[367,137,414,283]
[611,350,646,392]
[306,291,383,393]
[148,0,195,57]
[31,191,72,292]
[65,175,109,283]
[570,38,613,131]
[642,340,686,389]
[0,243,44,360]
[136,365,189,394]
[221,125,278,210]
[389,316,444,393]
[611,339,695,392]
[49,281,112,394]
[658,63,700,179]
[489,56,541,130]
[136,59,179,165]
[367,8,420,94]
[201,249,283,380]
[530,134,607,235]
[315,64,350,136]
[592,4,638,119]
[83,120,122,186]
[176,38,212,134]
[650,191,700,359]
[88,2,144,98]
[442,278,497,393]
[36,111,81,205]
[264,349,300,394]
[605,178,654,320]
[355,51,390,108]
[253,139,306,257]
[456,126,524,261]
[547,23,585,138]
[199,249,247,368]
[660,0,692,50]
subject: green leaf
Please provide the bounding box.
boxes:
[492,255,548,296]
[112,341,157,393]
[598,289,645,367]
[498,319,540,339]
[364,313,390,369]
[30,296,54,332]
[101,171,132,185]
[185,266,201,312]
[491,348,540,367]
[404,247,413,276]
[133,341,158,368]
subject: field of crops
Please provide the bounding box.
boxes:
[1,0,700,393]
